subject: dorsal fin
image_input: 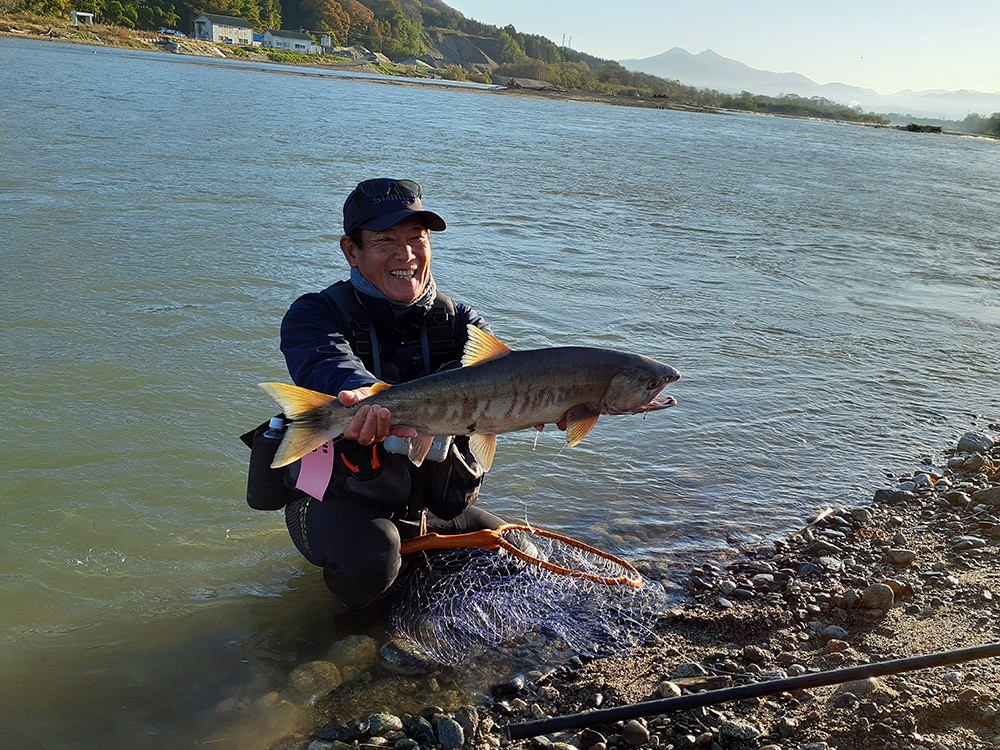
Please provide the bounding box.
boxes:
[368,381,392,395]
[462,325,513,367]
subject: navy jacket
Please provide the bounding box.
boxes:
[280,280,490,393]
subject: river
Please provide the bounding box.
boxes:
[1,35,998,748]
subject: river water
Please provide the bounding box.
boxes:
[1,36,998,748]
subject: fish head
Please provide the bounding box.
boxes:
[602,356,680,415]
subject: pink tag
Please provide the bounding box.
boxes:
[295,441,334,501]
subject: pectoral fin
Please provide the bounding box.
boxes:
[564,406,601,447]
[468,433,498,472]
[407,434,436,466]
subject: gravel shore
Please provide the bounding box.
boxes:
[249,429,1000,750]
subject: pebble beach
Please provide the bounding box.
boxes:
[225,429,1000,750]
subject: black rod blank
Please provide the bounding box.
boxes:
[504,642,1000,741]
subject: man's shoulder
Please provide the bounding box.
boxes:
[282,281,351,325]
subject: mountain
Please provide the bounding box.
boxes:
[620,48,1000,121]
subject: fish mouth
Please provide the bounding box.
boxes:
[644,390,677,411]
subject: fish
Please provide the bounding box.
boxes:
[259,325,680,471]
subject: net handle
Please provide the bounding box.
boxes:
[400,524,644,588]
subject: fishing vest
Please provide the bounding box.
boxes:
[318,280,461,384]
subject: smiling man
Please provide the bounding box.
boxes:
[262,178,505,612]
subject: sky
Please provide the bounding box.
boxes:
[448,0,999,94]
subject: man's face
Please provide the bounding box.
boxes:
[342,216,432,303]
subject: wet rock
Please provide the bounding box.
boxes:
[958,432,995,453]
[806,540,844,556]
[454,705,479,740]
[964,454,993,473]
[944,490,972,507]
[312,720,362,742]
[326,634,379,673]
[873,489,915,504]
[289,661,343,704]
[364,712,403,735]
[972,486,1000,506]
[380,639,438,676]
[402,715,436,745]
[491,674,526,698]
[435,716,464,749]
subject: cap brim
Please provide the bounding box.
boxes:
[357,209,446,233]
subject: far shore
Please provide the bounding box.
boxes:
[0,15,762,119]
[9,18,989,140]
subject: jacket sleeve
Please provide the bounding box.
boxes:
[456,302,492,345]
[279,292,378,394]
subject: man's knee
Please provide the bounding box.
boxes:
[321,517,401,609]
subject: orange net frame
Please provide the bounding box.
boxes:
[399,524,644,587]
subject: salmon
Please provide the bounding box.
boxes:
[260,326,680,471]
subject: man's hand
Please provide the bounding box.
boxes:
[338,387,418,445]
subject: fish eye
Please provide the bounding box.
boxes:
[647,378,661,390]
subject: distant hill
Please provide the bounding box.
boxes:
[621,48,1000,120]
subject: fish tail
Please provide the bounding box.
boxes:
[258,382,349,468]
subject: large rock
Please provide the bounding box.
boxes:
[972,486,1000,506]
[957,432,995,453]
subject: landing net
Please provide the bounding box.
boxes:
[390,525,669,666]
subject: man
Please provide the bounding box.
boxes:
[276,178,504,610]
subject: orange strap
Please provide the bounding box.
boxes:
[399,524,643,588]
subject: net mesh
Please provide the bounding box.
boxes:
[390,528,669,666]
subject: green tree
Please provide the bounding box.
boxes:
[102,0,138,27]
[23,0,72,16]
[296,0,348,35]
[495,25,523,62]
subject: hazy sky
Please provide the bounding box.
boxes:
[449,0,999,94]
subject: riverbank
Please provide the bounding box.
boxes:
[0,13,717,115]
[239,430,1000,750]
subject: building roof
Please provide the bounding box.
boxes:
[196,13,254,29]
[265,29,314,41]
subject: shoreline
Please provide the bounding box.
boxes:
[238,430,1000,750]
[9,19,992,137]
[0,17,736,118]
[9,17,993,131]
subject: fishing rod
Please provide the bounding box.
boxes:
[503,641,1000,741]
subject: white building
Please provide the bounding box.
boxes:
[263,30,319,54]
[192,13,254,46]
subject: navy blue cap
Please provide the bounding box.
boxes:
[343,178,446,235]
